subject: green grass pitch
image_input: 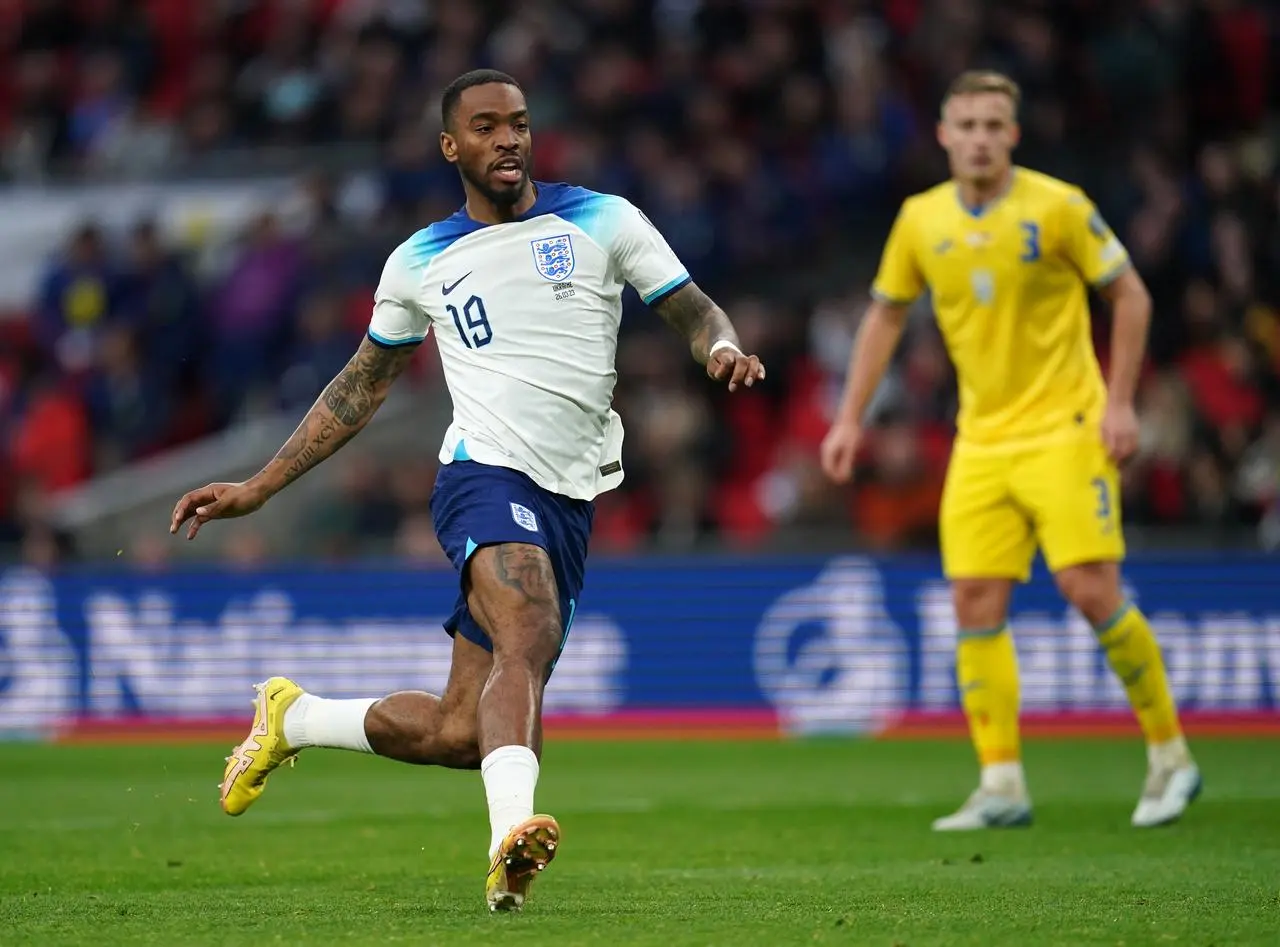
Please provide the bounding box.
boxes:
[1,738,1277,946]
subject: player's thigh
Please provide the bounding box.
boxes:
[1016,437,1125,574]
[940,447,1036,582]
[466,542,563,666]
[431,460,573,661]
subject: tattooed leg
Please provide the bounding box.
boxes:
[465,543,563,756]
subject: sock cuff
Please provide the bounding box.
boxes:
[1093,601,1134,636]
[957,624,1009,641]
[481,744,539,775]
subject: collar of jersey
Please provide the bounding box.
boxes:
[435,181,565,240]
[956,167,1019,218]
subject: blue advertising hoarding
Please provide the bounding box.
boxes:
[0,554,1277,735]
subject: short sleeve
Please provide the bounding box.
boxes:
[367,243,428,348]
[608,200,691,306]
[1060,191,1131,288]
[871,201,925,305]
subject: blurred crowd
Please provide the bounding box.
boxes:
[1,0,1279,565]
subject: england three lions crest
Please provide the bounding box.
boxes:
[531,234,575,282]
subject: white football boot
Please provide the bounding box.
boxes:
[1131,762,1201,827]
[932,787,1033,831]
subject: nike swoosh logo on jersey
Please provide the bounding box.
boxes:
[442,272,473,295]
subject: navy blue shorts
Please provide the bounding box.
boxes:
[430,460,594,654]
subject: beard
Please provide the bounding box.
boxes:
[460,160,532,208]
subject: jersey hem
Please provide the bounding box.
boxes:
[952,424,1104,456]
[436,449,616,502]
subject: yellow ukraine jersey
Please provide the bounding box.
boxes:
[872,167,1130,448]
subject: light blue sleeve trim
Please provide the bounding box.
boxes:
[367,329,425,348]
[643,272,692,305]
[452,440,472,461]
[464,537,478,560]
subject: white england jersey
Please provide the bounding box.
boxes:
[368,182,690,501]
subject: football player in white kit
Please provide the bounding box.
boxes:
[170,69,766,913]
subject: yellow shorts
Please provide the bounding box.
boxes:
[940,435,1125,581]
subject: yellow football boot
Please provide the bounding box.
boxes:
[219,677,304,816]
[485,814,561,912]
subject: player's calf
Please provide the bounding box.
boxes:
[364,692,482,768]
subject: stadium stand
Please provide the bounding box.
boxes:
[0,0,1277,564]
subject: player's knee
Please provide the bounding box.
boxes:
[436,718,482,769]
[951,579,1012,630]
[1054,562,1122,626]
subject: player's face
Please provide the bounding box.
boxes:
[937,92,1019,186]
[441,83,533,209]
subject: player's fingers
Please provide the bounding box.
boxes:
[1115,432,1139,465]
[706,354,732,382]
[727,356,752,392]
[170,496,191,534]
[1103,425,1126,463]
[186,500,222,540]
[820,441,851,483]
[820,449,838,482]
[742,356,763,388]
[829,446,854,483]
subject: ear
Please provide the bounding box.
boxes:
[936,120,948,150]
[1009,122,1021,150]
[440,130,459,165]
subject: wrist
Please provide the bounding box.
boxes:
[1106,390,1135,410]
[709,339,742,359]
[247,471,281,501]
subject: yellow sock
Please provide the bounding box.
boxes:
[956,626,1021,766]
[1095,603,1182,744]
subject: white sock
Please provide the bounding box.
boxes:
[1147,735,1192,771]
[282,693,376,753]
[980,761,1027,798]
[482,745,539,859]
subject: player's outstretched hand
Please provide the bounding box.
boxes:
[1101,400,1140,465]
[170,481,270,541]
[820,420,862,484]
[707,347,765,392]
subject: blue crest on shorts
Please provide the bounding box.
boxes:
[531,234,575,282]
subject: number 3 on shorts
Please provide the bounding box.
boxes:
[1091,476,1113,534]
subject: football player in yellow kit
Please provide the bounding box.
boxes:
[821,71,1199,830]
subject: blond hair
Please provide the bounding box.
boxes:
[942,71,1021,115]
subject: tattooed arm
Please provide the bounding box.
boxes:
[170,337,417,539]
[262,337,415,491]
[651,282,766,392]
